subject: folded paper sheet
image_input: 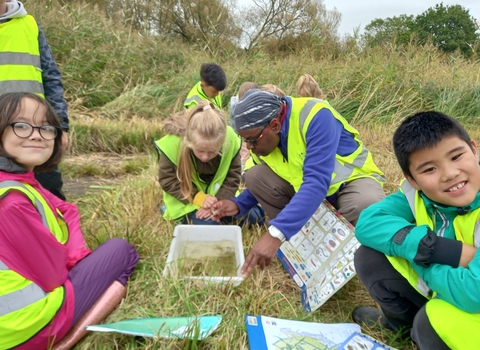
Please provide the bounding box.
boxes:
[86,316,222,340]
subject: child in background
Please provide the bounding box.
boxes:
[353,111,480,349]
[261,84,286,97]
[229,82,259,171]
[229,82,259,127]
[296,73,326,99]
[184,63,226,109]
[0,92,139,350]
[0,0,69,200]
[155,101,264,226]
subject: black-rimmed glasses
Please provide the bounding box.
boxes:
[9,122,59,140]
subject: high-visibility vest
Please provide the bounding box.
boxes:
[183,81,222,109]
[154,126,240,220]
[250,98,385,194]
[388,181,480,349]
[0,15,44,97]
[0,180,68,349]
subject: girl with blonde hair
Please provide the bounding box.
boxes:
[296,74,326,99]
[155,101,264,225]
[261,84,286,97]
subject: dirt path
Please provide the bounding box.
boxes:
[61,152,149,199]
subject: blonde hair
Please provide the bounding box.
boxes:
[261,84,286,97]
[176,101,227,202]
[238,82,259,99]
[296,74,325,99]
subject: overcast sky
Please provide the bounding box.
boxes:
[322,1,480,35]
[238,1,480,36]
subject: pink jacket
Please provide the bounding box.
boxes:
[0,169,91,349]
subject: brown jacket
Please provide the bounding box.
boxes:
[158,150,241,204]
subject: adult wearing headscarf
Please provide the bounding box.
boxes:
[212,89,386,278]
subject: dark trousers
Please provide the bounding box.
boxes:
[244,164,385,224]
[35,168,66,201]
[68,238,139,324]
[354,245,450,350]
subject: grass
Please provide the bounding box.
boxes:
[62,123,432,350]
[18,1,480,348]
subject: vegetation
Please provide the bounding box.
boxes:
[363,4,480,57]
[24,0,480,348]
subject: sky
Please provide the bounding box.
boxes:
[322,0,480,36]
[238,0,480,36]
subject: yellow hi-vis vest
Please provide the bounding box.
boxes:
[0,15,44,97]
[0,180,68,349]
[183,81,222,109]
[250,98,385,194]
[154,126,241,220]
[388,181,480,349]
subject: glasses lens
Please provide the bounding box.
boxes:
[12,123,33,137]
[243,137,256,145]
[40,125,57,140]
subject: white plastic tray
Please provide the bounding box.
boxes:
[163,225,245,286]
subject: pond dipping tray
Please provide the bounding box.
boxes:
[163,225,245,286]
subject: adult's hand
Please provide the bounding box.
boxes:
[241,232,283,279]
[211,199,239,220]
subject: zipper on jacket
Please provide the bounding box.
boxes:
[432,205,437,231]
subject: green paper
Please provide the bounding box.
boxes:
[85,315,222,340]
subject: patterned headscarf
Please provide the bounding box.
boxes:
[234,89,282,130]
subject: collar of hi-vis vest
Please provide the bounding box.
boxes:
[0,157,27,173]
[419,189,480,215]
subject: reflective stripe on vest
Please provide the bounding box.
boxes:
[0,51,41,67]
[251,98,385,194]
[386,181,433,297]
[0,180,67,348]
[0,277,48,316]
[184,94,203,106]
[298,98,385,186]
[184,81,222,109]
[0,15,45,97]
[389,180,480,294]
[395,181,480,348]
[154,126,241,220]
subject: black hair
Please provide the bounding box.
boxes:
[393,111,472,178]
[200,63,226,91]
[0,92,64,172]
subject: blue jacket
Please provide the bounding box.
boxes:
[232,97,359,239]
[356,188,480,313]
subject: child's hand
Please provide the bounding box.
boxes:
[196,208,213,220]
[202,195,218,209]
[459,244,477,267]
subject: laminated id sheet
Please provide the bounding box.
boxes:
[277,200,360,312]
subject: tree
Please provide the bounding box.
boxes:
[363,15,415,47]
[415,3,479,56]
[239,0,341,53]
[362,3,480,57]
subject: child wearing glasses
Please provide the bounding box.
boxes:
[155,101,264,226]
[0,92,139,350]
[212,89,386,279]
[1,0,69,201]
